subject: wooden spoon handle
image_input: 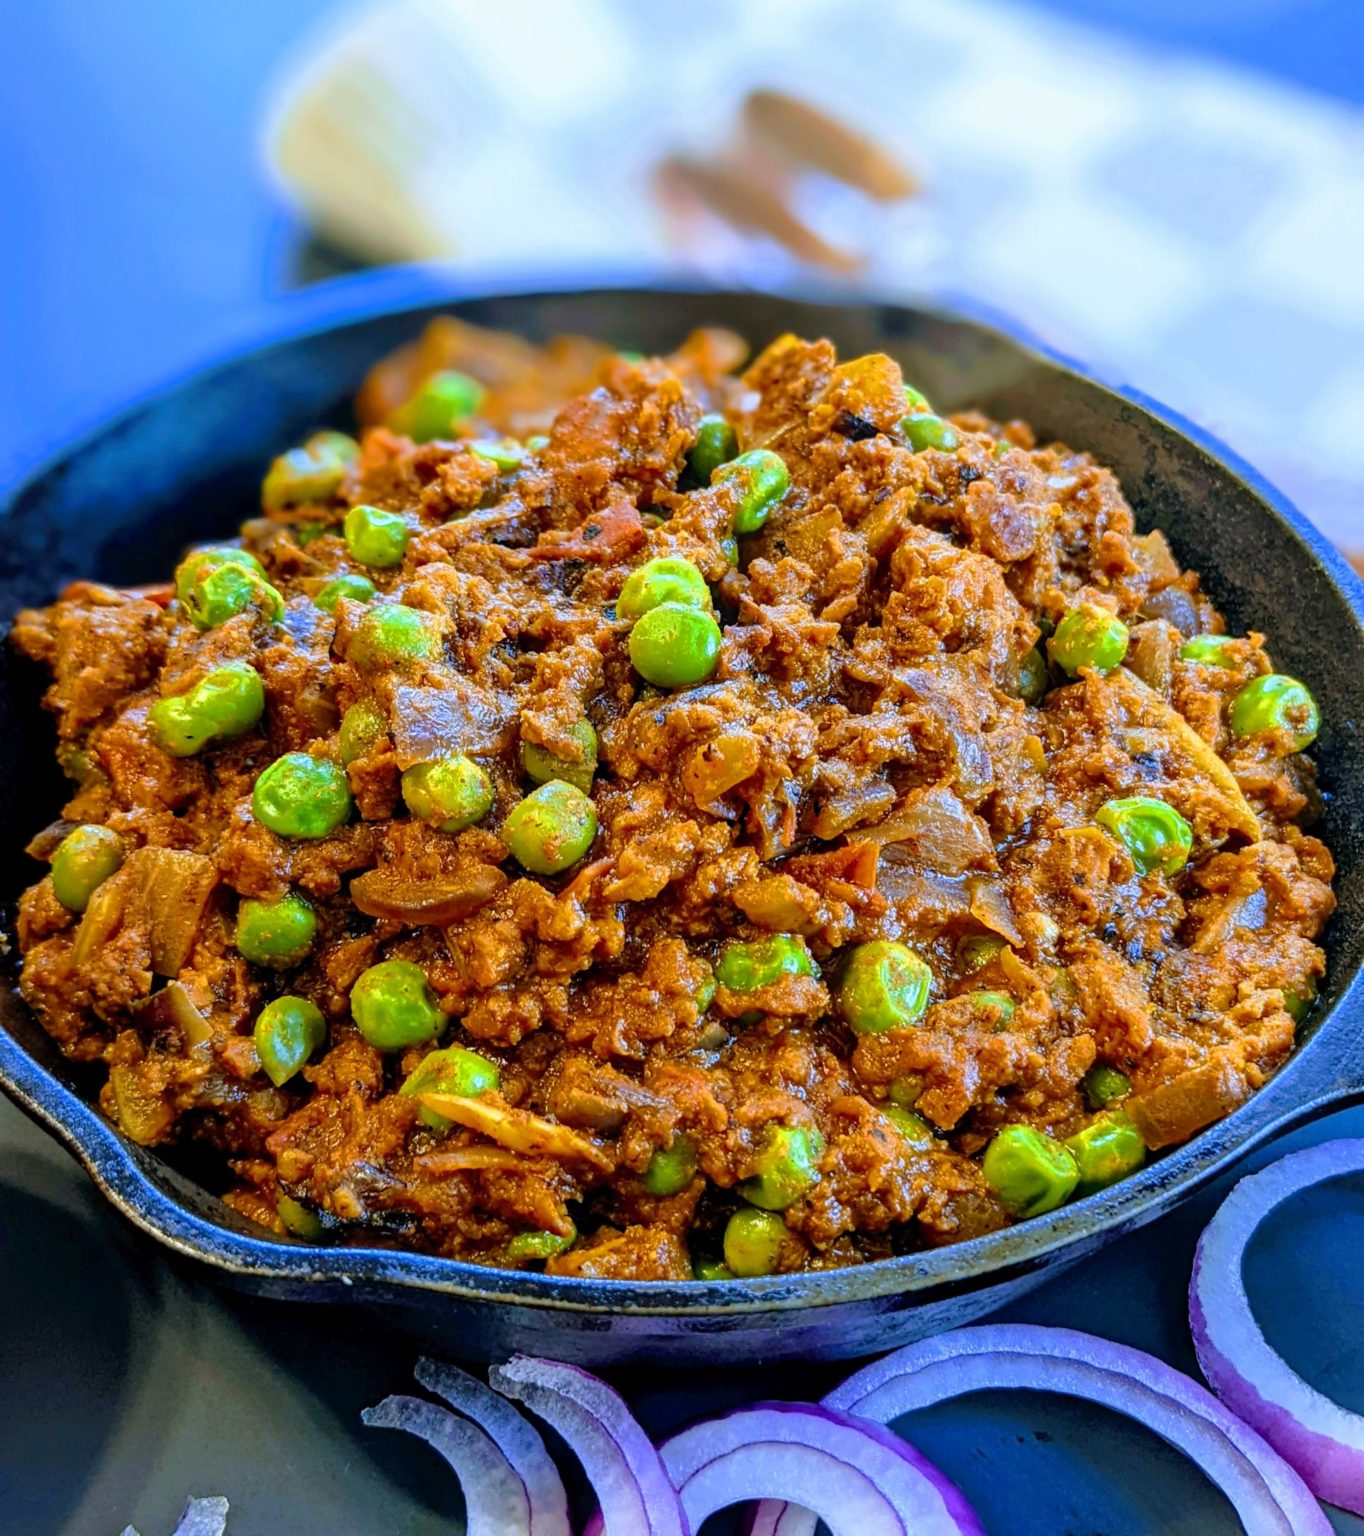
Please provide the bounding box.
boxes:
[741,88,917,201]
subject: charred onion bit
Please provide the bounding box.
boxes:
[349,863,507,924]
[73,846,217,975]
[133,981,212,1049]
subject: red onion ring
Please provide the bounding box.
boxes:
[491,1356,687,1536]
[414,1357,572,1536]
[661,1401,982,1536]
[362,1394,536,1535]
[1192,1137,1364,1514]
[120,1496,231,1536]
[170,1499,230,1536]
[752,1324,1328,1536]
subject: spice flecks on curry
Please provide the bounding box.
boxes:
[12,319,1333,1279]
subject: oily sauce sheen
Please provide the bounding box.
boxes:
[11,319,1334,1280]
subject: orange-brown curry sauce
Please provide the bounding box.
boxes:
[11,318,1333,1279]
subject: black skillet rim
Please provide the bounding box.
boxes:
[3,275,1364,1320]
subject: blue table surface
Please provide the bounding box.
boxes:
[5,4,1364,1533]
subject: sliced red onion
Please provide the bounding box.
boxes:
[168,1499,230,1536]
[752,1324,1327,1536]
[120,1496,231,1536]
[414,1358,571,1536]
[662,1401,981,1536]
[1192,1137,1364,1514]
[362,1394,535,1535]
[490,1356,687,1536]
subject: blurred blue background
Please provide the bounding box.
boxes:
[4,0,1364,545]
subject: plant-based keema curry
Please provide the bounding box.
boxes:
[12,319,1334,1280]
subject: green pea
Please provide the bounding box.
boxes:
[350,958,443,1051]
[1048,604,1129,676]
[1064,1110,1146,1196]
[506,1226,575,1262]
[694,963,717,1016]
[261,432,357,509]
[739,1124,824,1210]
[901,384,930,412]
[714,448,790,535]
[1179,634,1238,667]
[521,719,598,794]
[253,753,353,839]
[720,535,740,567]
[1284,978,1317,1025]
[1095,796,1193,877]
[344,503,410,569]
[1081,1064,1131,1109]
[723,1207,787,1277]
[182,560,284,631]
[693,1258,734,1282]
[643,1134,698,1196]
[969,990,1016,1030]
[884,1104,934,1147]
[50,824,124,913]
[401,1044,500,1129]
[686,414,738,485]
[401,1044,499,1100]
[715,933,816,993]
[470,438,526,472]
[339,700,387,765]
[525,434,550,453]
[277,1195,325,1241]
[244,903,305,987]
[502,780,597,875]
[1230,674,1320,751]
[174,546,264,605]
[837,940,932,1035]
[1014,647,1049,705]
[628,603,722,688]
[902,413,960,452]
[618,557,712,621]
[389,370,485,442]
[253,996,326,1086]
[57,743,98,785]
[293,521,329,547]
[311,430,361,462]
[982,1124,1079,1218]
[236,891,317,968]
[349,604,438,668]
[148,663,266,757]
[958,934,1006,973]
[888,1076,922,1108]
[402,755,494,833]
[316,573,377,614]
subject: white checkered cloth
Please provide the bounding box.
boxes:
[273,0,1364,543]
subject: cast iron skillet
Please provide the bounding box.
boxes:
[2,284,1363,1367]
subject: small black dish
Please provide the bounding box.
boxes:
[2,283,1363,1366]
